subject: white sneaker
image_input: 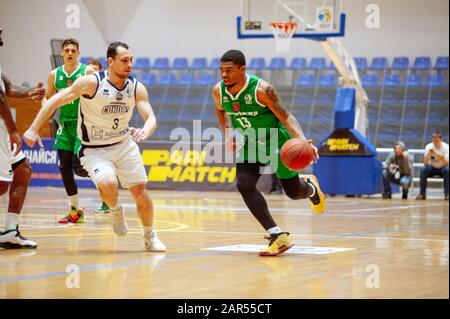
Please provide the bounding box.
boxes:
[144,231,166,252]
[111,205,128,236]
[0,226,38,249]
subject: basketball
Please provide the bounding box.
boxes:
[280,138,314,171]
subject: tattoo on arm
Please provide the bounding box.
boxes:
[265,84,306,139]
[265,85,289,120]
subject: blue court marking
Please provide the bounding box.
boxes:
[0,250,226,284]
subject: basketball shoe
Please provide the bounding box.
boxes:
[95,202,110,214]
[0,226,38,249]
[306,175,326,214]
[259,232,294,256]
[143,231,167,252]
[58,207,84,224]
[111,204,128,236]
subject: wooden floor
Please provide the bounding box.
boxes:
[0,187,448,299]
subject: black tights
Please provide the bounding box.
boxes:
[236,162,312,230]
[58,150,78,196]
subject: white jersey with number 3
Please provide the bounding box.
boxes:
[79,70,137,146]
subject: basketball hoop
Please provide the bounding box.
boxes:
[270,22,298,53]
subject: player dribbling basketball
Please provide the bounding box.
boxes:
[212,50,325,256]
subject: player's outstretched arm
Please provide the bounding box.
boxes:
[257,80,319,162]
[1,74,45,101]
[132,82,157,143]
[23,75,97,147]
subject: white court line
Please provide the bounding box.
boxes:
[14,226,448,242]
[174,229,449,243]
[120,203,449,220]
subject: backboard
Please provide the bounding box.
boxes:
[238,0,345,39]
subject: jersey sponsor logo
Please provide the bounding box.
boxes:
[104,128,129,138]
[66,79,73,86]
[244,93,252,104]
[91,126,103,139]
[101,104,129,115]
[90,126,130,140]
[227,111,258,117]
[116,92,123,101]
[232,103,241,112]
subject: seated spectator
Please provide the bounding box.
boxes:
[382,141,413,199]
[416,132,449,200]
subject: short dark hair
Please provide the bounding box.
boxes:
[62,38,79,50]
[88,58,103,70]
[220,50,246,67]
[107,42,129,60]
[432,131,442,138]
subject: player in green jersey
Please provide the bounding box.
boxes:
[43,39,98,223]
[212,50,325,256]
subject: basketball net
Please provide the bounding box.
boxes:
[270,22,298,53]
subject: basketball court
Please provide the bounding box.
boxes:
[0,187,447,298]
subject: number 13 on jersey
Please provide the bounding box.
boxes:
[236,117,252,128]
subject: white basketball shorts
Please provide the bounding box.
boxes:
[79,136,147,188]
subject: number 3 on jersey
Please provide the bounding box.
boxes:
[236,117,251,128]
[112,118,119,129]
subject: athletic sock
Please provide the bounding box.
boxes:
[69,195,79,210]
[267,226,283,235]
[143,226,153,235]
[5,213,19,231]
[111,203,121,211]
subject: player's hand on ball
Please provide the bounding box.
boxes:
[308,139,319,163]
[23,129,43,148]
[130,127,149,143]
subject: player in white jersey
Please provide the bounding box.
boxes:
[23,42,165,252]
[0,26,45,249]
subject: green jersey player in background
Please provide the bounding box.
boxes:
[43,39,102,223]
[212,50,325,257]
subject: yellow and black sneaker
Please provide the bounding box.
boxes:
[58,207,84,224]
[306,175,325,215]
[259,232,294,257]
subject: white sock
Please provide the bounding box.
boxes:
[308,183,316,198]
[143,226,153,235]
[5,213,19,231]
[267,226,282,235]
[69,195,79,210]
[111,203,121,211]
